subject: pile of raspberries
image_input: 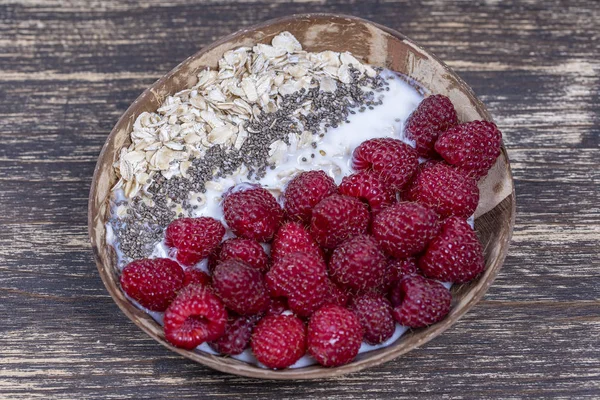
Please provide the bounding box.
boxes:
[119,95,502,369]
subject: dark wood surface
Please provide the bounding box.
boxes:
[1,0,598,398]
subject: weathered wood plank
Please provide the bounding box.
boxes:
[0,294,598,399]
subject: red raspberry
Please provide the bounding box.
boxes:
[183,268,211,287]
[223,186,283,241]
[270,221,322,265]
[265,297,288,316]
[212,238,269,273]
[163,284,227,349]
[391,275,451,328]
[310,194,370,249]
[405,161,479,219]
[352,138,419,190]
[208,314,258,355]
[266,252,329,317]
[348,292,395,345]
[372,202,440,259]
[307,304,363,367]
[435,120,502,179]
[212,259,270,315]
[120,258,184,311]
[419,216,485,283]
[404,94,459,157]
[283,170,338,223]
[326,281,351,307]
[165,217,225,266]
[251,314,307,369]
[382,257,420,293]
[328,235,388,291]
[339,171,396,214]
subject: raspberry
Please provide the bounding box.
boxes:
[326,281,351,307]
[405,161,479,219]
[372,202,440,259]
[391,275,451,328]
[270,221,322,265]
[419,216,485,283]
[307,304,363,367]
[266,252,329,317]
[163,284,227,350]
[212,259,270,315]
[120,258,184,312]
[183,268,211,287]
[435,120,502,179]
[382,257,420,293]
[328,235,388,291]
[348,292,395,345]
[310,194,370,249]
[212,238,269,273]
[352,138,419,190]
[208,314,258,355]
[283,170,338,223]
[165,217,225,266]
[404,94,459,157]
[223,186,283,241]
[339,171,396,214]
[251,314,307,369]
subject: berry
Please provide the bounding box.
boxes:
[310,194,370,249]
[348,292,395,345]
[307,304,363,367]
[339,171,396,214]
[251,314,307,369]
[208,314,258,355]
[405,161,479,219]
[266,252,329,317]
[419,216,485,283]
[183,268,211,287]
[404,94,459,157]
[372,202,440,259]
[382,257,420,293]
[212,259,270,315]
[165,217,225,266]
[326,281,351,307]
[163,284,227,349]
[352,138,419,190]
[435,120,502,179]
[328,235,388,291]
[120,258,184,312]
[223,186,283,241]
[270,221,322,265]
[213,238,269,273]
[283,170,338,223]
[391,275,451,328]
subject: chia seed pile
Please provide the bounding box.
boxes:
[111,67,391,260]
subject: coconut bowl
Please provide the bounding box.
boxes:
[88,13,515,380]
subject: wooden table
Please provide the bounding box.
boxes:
[1,1,598,398]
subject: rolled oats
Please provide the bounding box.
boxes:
[113,31,376,199]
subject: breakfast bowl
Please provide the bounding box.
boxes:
[88,13,515,379]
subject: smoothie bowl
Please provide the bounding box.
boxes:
[88,14,515,379]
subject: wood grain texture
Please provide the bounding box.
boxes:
[0,0,598,398]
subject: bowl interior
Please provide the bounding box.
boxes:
[88,13,515,380]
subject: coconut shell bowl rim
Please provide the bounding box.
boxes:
[88,13,516,380]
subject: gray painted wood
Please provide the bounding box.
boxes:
[0,0,598,398]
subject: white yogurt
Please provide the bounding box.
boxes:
[107,70,463,369]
